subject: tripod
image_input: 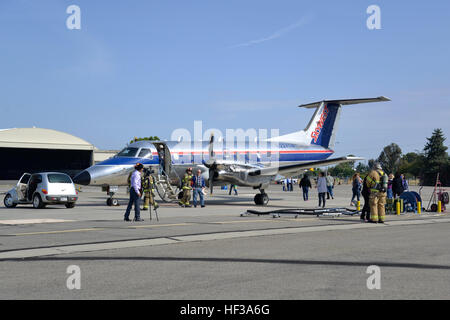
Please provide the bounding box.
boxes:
[149,202,159,221]
[426,173,447,212]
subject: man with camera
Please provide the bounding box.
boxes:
[124,163,144,222]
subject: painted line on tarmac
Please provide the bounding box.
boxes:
[0,219,76,225]
[211,218,318,224]
[386,217,450,226]
[11,228,103,236]
[0,238,178,260]
[127,223,194,229]
[210,219,280,224]
[2,217,450,260]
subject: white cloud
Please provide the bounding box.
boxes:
[229,14,314,48]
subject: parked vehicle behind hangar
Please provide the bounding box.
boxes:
[3,172,78,209]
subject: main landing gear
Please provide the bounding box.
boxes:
[254,190,269,206]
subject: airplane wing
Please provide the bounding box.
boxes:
[207,157,362,187]
[247,156,364,177]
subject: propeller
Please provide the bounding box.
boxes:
[206,133,216,195]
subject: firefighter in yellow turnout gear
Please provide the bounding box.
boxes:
[365,163,388,223]
[142,168,158,211]
[179,168,193,207]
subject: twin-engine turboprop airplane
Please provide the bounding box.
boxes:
[73,97,390,205]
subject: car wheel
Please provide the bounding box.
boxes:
[65,203,75,208]
[4,194,17,208]
[32,194,44,209]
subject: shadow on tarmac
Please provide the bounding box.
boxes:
[8,256,450,270]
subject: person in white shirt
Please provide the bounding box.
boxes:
[124,163,144,222]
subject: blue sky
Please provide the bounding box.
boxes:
[1,0,449,161]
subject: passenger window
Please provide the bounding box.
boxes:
[30,175,42,184]
[138,148,153,159]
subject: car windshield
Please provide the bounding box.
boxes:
[47,174,72,184]
[116,147,139,157]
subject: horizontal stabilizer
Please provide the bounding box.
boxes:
[299,96,390,109]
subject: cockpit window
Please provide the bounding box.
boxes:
[138,148,153,159]
[117,147,139,157]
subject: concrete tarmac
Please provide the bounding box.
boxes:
[0,183,449,299]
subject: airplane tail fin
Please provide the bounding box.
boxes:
[303,102,341,149]
[302,97,390,149]
[269,97,390,148]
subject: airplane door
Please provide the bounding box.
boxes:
[152,142,172,175]
[245,139,250,164]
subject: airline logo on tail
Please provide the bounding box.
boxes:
[310,105,329,143]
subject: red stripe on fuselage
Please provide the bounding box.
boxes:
[167,150,333,155]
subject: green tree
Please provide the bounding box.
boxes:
[398,152,424,179]
[422,129,449,186]
[329,162,355,178]
[129,136,161,144]
[367,159,376,170]
[355,162,370,175]
[377,143,402,174]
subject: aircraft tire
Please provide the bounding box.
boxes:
[254,194,268,206]
[262,193,269,206]
[254,194,261,205]
[255,193,269,206]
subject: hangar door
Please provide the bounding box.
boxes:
[0,148,93,180]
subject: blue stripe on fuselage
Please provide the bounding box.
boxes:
[97,157,158,166]
[95,151,333,167]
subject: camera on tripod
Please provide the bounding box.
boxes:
[143,168,155,177]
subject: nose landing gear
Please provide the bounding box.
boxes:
[104,185,120,206]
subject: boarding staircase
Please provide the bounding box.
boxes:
[154,170,179,203]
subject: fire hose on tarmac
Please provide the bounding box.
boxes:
[241,207,361,218]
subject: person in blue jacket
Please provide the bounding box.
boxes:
[192,169,206,208]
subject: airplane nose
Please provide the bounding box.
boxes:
[73,170,91,185]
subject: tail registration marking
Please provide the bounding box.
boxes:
[311,105,329,143]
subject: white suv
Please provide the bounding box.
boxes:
[3,172,78,209]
